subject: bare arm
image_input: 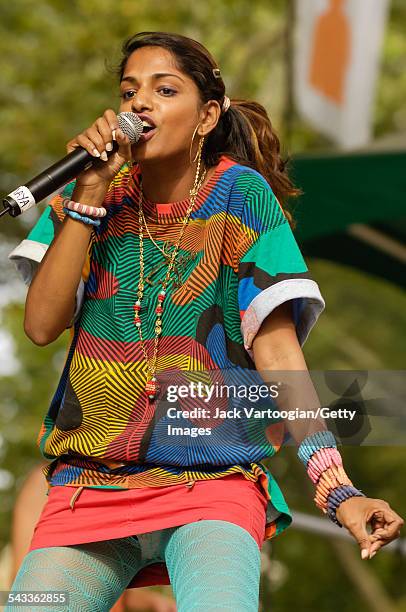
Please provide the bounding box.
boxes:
[23,109,132,346]
[251,300,327,444]
[24,185,105,345]
[252,301,404,559]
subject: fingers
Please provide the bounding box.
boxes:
[66,109,130,161]
[367,530,399,557]
[371,509,404,539]
[103,109,131,160]
[338,497,404,561]
[365,507,404,558]
[350,523,374,559]
[113,126,132,160]
[84,117,113,160]
[69,132,104,158]
[66,139,84,155]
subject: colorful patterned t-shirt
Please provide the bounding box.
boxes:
[9,155,325,541]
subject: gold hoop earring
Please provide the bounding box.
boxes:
[193,135,205,168]
[189,123,203,165]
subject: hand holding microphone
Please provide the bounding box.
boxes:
[67,109,137,194]
[2,110,143,217]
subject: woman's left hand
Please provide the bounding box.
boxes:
[335,496,404,559]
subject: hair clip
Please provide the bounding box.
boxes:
[212,68,221,79]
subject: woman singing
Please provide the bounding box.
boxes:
[8,31,403,611]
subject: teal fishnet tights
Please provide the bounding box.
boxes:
[8,520,261,611]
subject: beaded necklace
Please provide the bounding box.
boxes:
[133,154,207,401]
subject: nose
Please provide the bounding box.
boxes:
[130,88,153,113]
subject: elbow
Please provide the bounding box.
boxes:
[24,300,74,346]
[23,313,62,346]
[24,321,54,346]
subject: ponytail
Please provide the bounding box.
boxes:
[204,99,300,229]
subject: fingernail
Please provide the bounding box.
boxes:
[370,551,377,559]
[100,151,108,161]
[92,148,101,157]
[112,129,116,141]
[106,142,113,152]
[361,549,369,560]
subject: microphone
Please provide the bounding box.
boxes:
[1,112,143,218]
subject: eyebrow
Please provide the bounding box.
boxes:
[120,72,185,84]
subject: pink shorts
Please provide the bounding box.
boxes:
[29,473,267,588]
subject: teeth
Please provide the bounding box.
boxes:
[142,120,154,128]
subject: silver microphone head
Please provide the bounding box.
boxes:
[117,112,143,144]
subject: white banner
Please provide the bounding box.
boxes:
[294,0,390,149]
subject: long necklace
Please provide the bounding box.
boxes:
[139,175,204,287]
[134,150,207,401]
[139,216,172,260]
[138,172,206,260]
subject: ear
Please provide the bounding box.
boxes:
[198,100,221,137]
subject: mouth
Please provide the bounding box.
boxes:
[138,118,157,142]
[138,127,157,143]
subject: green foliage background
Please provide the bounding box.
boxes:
[0,1,405,610]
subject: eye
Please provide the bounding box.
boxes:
[121,90,136,100]
[158,87,176,96]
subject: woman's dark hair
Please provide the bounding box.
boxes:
[117,32,300,227]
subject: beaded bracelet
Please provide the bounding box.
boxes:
[314,466,354,512]
[63,208,101,227]
[62,198,107,217]
[297,430,337,466]
[307,447,343,483]
[62,198,107,218]
[327,485,366,527]
[298,430,365,520]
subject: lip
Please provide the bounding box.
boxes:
[138,127,157,143]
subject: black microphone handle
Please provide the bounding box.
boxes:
[3,141,119,217]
